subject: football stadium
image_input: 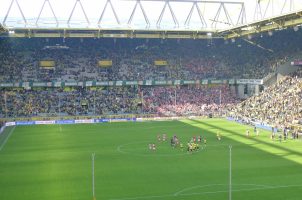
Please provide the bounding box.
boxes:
[0,0,302,200]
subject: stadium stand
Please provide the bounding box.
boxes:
[0,85,239,118]
[0,87,140,117]
[0,29,302,128]
[229,68,302,127]
[1,29,302,83]
[142,85,239,116]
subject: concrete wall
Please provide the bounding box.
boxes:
[277,62,299,76]
[234,84,260,99]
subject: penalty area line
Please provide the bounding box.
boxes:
[109,184,302,200]
[0,126,16,152]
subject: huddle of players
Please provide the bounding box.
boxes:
[187,136,206,152]
[151,134,209,152]
[170,135,205,153]
[187,138,201,153]
[149,132,223,152]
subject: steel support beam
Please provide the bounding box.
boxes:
[36,0,58,26]
[3,0,27,26]
[211,3,233,28]
[128,0,150,27]
[156,1,179,28]
[5,0,301,40]
[2,0,245,31]
[253,0,263,21]
[98,0,120,27]
[222,10,302,39]
[236,4,246,25]
[124,0,243,4]
[184,2,207,28]
[281,0,294,14]
[254,0,294,21]
[6,28,220,39]
[67,0,90,26]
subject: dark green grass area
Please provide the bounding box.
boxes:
[0,119,302,200]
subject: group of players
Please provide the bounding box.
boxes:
[270,128,299,142]
[246,126,299,142]
[148,132,223,153]
[148,126,299,153]
[245,126,260,138]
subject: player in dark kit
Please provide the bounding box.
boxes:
[197,135,202,143]
[170,137,175,147]
[279,134,282,142]
[246,129,250,137]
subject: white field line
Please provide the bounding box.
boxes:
[109,184,302,200]
[0,126,16,152]
[173,183,273,196]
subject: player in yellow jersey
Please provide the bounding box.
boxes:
[180,143,184,151]
[217,132,221,141]
[196,143,199,150]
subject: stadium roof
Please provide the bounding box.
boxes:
[0,0,302,39]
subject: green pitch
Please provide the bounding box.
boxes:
[0,119,302,200]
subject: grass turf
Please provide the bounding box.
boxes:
[0,118,302,200]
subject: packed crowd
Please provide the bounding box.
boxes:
[230,69,302,127]
[142,85,239,116]
[0,84,238,118]
[1,28,302,83]
[1,28,302,121]
[0,87,140,117]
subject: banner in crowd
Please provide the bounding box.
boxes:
[15,121,35,125]
[55,120,75,124]
[291,61,302,66]
[98,60,112,67]
[40,61,55,67]
[154,60,168,66]
[0,79,263,88]
[35,120,56,125]
[5,118,137,127]
[40,61,55,70]
[236,79,263,85]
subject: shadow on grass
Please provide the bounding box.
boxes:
[188,119,302,158]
